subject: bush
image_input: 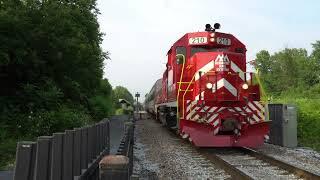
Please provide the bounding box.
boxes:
[89,95,114,121]
[0,139,17,170]
[30,105,92,136]
[115,108,124,115]
[0,104,93,169]
[275,97,320,151]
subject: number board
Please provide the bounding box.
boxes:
[217,37,231,46]
[188,37,207,45]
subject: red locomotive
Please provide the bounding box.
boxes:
[145,23,269,148]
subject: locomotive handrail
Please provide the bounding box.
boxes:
[181,74,197,119]
[176,54,186,127]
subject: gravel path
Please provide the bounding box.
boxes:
[133,117,230,179]
[109,115,130,154]
[256,143,320,176]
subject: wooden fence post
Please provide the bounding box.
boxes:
[34,136,53,180]
[63,130,74,180]
[50,133,64,180]
[80,127,88,172]
[73,128,82,177]
[13,141,37,180]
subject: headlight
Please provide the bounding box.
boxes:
[210,33,215,37]
[242,83,249,90]
[206,83,213,89]
[209,38,215,42]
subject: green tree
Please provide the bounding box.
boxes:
[0,0,113,169]
[254,43,320,151]
[112,86,134,109]
[255,48,318,94]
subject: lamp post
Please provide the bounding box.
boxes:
[135,92,140,113]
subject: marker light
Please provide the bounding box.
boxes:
[209,38,215,42]
[242,83,249,90]
[210,33,215,37]
[206,83,213,89]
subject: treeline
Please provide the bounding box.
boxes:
[255,41,320,151]
[0,0,133,169]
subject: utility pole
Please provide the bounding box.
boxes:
[135,92,140,113]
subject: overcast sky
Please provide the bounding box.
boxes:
[97,0,320,100]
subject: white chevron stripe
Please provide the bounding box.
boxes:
[248,102,264,119]
[186,102,192,113]
[244,107,260,122]
[207,114,218,123]
[230,61,245,80]
[252,114,260,122]
[244,107,252,113]
[193,56,245,82]
[195,61,214,81]
[212,118,219,126]
[253,101,264,110]
[216,107,226,112]
[228,108,235,112]
[195,93,200,100]
[249,119,256,124]
[193,114,199,121]
[200,106,209,112]
[208,107,218,112]
[248,102,257,111]
[213,127,219,135]
[212,78,237,96]
[186,106,199,120]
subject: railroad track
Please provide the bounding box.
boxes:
[199,147,320,180]
[151,116,320,179]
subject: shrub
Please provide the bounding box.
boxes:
[275,97,320,151]
[30,105,92,136]
[0,139,17,170]
[89,95,114,121]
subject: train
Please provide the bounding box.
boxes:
[144,23,270,148]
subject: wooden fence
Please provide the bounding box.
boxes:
[13,119,110,180]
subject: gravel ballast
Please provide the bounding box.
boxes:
[132,115,320,179]
[256,143,320,176]
[133,117,230,179]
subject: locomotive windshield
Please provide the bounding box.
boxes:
[191,47,227,56]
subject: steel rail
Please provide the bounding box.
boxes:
[154,114,319,180]
[198,149,253,180]
[240,147,320,180]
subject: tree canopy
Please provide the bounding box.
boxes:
[0,0,117,169]
[254,42,320,151]
[255,44,320,95]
